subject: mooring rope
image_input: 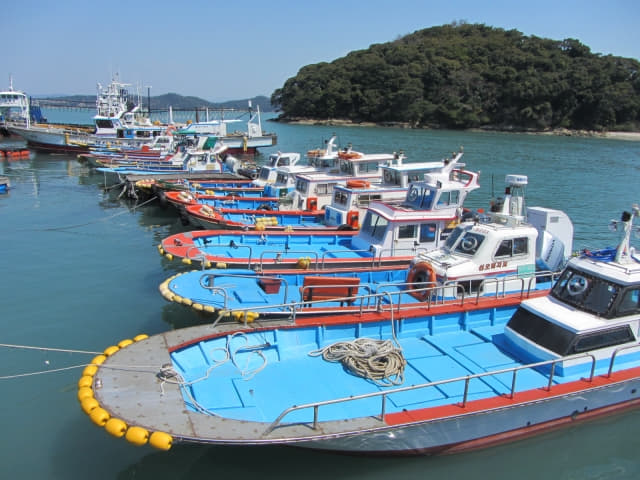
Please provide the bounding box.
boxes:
[0,343,101,355]
[42,195,158,231]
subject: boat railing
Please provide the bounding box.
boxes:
[262,351,598,437]
[221,273,552,326]
[607,343,640,376]
[199,272,292,307]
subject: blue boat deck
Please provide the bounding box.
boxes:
[169,311,569,424]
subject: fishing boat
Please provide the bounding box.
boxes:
[77,135,178,167]
[171,103,277,155]
[95,143,238,185]
[264,149,399,201]
[164,189,282,213]
[158,177,571,319]
[78,206,640,454]
[319,150,463,226]
[8,75,167,153]
[0,78,30,136]
[409,174,574,297]
[159,162,481,266]
[182,204,330,230]
[0,176,10,193]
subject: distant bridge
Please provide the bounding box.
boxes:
[34,99,257,124]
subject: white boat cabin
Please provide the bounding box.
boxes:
[252,152,304,187]
[411,174,574,298]
[505,206,640,375]
[264,149,397,200]
[349,162,481,257]
[0,79,29,128]
[324,151,464,227]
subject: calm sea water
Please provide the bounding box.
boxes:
[1,111,640,479]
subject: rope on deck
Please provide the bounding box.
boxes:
[309,338,406,386]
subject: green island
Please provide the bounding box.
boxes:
[270,23,640,135]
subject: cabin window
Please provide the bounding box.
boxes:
[276,173,288,184]
[383,170,400,185]
[295,179,308,194]
[552,268,621,318]
[454,232,485,256]
[572,326,635,353]
[437,190,460,208]
[360,212,388,242]
[507,307,635,356]
[419,224,437,242]
[258,167,270,181]
[495,237,529,258]
[316,183,335,195]
[333,191,348,206]
[616,289,640,316]
[340,161,354,174]
[359,161,379,173]
[398,224,417,239]
[356,194,382,207]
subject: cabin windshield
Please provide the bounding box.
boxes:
[405,185,435,209]
[275,172,289,184]
[360,211,388,243]
[449,230,485,256]
[333,190,349,206]
[551,267,621,317]
[258,167,271,181]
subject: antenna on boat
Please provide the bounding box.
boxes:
[610,205,640,263]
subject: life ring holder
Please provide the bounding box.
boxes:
[406,261,437,300]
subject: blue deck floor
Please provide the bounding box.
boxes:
[170,317,560,424]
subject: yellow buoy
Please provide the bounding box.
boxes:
[125,426,149,446]
[203,305,215,313]
[118,339,133,349]
[91,354,107,366]
[103,345,120,356]
[80,397,99,415]
[182,258,192,265]
[165,253,174,261]
[133,334,148,342]
[82,364,98,377]
[215,262,227,269]
[245,312,259,323]
[203,261,212,269]
[105,418,128,438]
[77,376,93,389]
[77,386,93,402]
[89,407,110,427]
[149,431,173,451]
[192,303,204,311]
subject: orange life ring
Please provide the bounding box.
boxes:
[406,261,437,299]
[346,179,370,189]
[338,151,362,160]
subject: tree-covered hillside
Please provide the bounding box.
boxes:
[271,23,640,131]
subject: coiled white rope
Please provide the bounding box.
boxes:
[309,337,406,387]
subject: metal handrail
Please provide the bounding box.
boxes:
[199,272,291,305]
[215,270,557,325]
[262,352,597,436]
[607,343,640,376]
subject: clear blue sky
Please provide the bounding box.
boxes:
[2,0,639,101]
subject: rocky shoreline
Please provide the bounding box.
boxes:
[274,118,640,141]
